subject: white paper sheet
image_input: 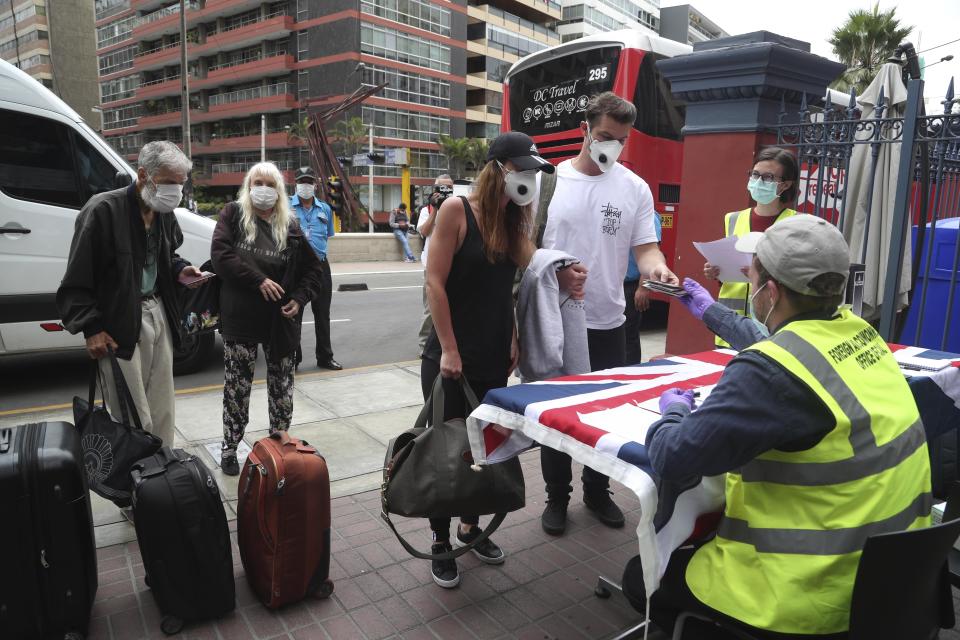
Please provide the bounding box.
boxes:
[693,235,752,283]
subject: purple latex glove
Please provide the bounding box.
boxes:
[659,387,696,414]
[677,277,715,321]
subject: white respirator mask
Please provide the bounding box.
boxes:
[295,183,316,201]
[499,162,538,207]
[142,179,183,213]
[586,124,624,173]
[250,185,279,210]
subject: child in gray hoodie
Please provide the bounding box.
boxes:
[517,249,591,382]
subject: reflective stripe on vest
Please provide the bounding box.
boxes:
[715,208,796,347]
[686,310,932,635]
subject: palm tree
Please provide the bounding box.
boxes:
[438,134,472,179]
[330,116,368,158]
[285,116,311,146]
[465,138,490,176]
[829,4,912,93]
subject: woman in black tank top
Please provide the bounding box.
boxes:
[419,132,572,589]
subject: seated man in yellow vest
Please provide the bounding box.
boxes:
[639,215,932,639]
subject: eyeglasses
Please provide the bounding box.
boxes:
[747,171,783,184]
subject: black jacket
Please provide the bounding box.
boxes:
[211,202,323,361]
[57,184,190,359]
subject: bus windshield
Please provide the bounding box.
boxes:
[508,45,621,137]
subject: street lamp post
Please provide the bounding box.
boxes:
[260,114,266,162]
[179,0,192,198]
[368,122,374,234]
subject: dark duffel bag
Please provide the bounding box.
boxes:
[131,447,235,635]
[382,375,525,560]
[0,422,97,639]
[73,350,162,507]
[178,259,220,335]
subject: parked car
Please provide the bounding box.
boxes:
[0,59,217,374]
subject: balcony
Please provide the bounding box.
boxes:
[138,84,296,131]
[134,41,182,71]
[136,74,182,100]
[132,1,199,41]
[131,0,171,12]
[194,54,294,90]
[198,13,293,56]
[138,107,182,129]
[192,131,291,156]
[195,160,295,187]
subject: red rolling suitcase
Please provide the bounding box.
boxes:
[237,431,334,608]
[0,422,97,639]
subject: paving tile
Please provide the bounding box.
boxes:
[375,594,422,632]
[399,627,436,640]
[504,586,553,622]
[333,578,372,610]
[471,565,519,595]
[319,614,366,639]
[278,603,316,631]
[296,370,421,418]
[290,623,329,640]
[336,548,375,578]
[557,602,618,637]
[512,623,551,640]
[537,612,590,639]
[99,567,133,586]
[427,614,474,640]
[458,572,497,604]
[354,570,396,602]
[241,603,287,637]
[214,610,256,639]
[87,614,111,640]
[108,607,145,639]
[429,582,471,613]
[347,404,424,445]
[377,563,422,593]
[92,593,140,618]
[349,603,396,640]
[477,596,530,631]
[401,585,446,623]
[95,578,135,601]
[305,591,345,621]
[453,603,504,640]
[356,542,396,570]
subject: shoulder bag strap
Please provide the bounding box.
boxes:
[534,171,557,247]
[380,511,507,560]
[106,347,144,431]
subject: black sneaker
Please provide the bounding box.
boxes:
[430,542,460,588]
[584,491,625,528]
[454,526,505,565]
[541,499,569,535]
[220,452,240,476]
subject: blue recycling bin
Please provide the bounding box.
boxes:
[902,217,960,351]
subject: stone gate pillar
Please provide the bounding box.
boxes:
[657,32,844,354]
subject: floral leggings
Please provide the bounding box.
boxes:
[221,341,294,455]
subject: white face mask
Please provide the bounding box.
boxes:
[748,281,776,331]
[295,183,315,201]
[250,185,279,210]
[142,179,183,213]
[586,124,624,173]
[499,162,537,207]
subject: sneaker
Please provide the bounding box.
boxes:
[430,542,460,588]
[584,491,625,528]
[454,526,505,564]
[541,498,569,535]
[220,452,240,476]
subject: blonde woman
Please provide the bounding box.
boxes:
[211,162,323,475]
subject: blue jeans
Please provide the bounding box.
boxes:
[393,228,415,260]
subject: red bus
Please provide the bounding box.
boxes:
[502,30,691,267]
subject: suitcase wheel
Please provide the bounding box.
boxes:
[312,579,334,599]
[144,574,151,588]
[161,615,184,635]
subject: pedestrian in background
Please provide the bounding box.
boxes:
[422,131,585,588]
[290,166,341,371]
[58,140,203,452]
[416,174,454,356]
[389,202,417,263]
[211,162,323,476]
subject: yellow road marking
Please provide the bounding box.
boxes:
[0,359,421,418]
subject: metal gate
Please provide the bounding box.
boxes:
[773,77,960,349]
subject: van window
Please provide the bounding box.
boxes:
[0,109,118,209]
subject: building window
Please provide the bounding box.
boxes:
[362,64,450,108]
[100,75,140,103]
[486,25,548,58]
[96,14,139,49]
[361,105,450,143]
[102,103,142,130]
[360,0,451,37]
[95,0,129,21]
[98,44,137,75]
[297,30,308,61]
[17,53,50,70]
[0,4,46,31]
[360,22,450,72]
[0,29,48,57]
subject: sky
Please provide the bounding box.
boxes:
[661,0,960,108]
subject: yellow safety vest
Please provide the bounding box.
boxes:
[686,310,932,634]
[715,208,797,347]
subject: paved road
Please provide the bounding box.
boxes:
[0,269,427,413]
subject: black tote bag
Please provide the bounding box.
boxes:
[73,351,163,508]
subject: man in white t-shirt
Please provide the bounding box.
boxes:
[539,91,679,535]
[416,174,454,356]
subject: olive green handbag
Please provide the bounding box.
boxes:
[381,375,525,560]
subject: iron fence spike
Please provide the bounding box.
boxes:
[800,92,808,113]
[848,87,857,109]
[824,91,833,111]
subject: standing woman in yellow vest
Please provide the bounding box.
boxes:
[705,147,799,346]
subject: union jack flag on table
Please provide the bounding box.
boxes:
[466,347,960,596]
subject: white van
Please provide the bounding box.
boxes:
[0,60,217,373]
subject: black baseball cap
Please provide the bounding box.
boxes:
[486,131,555,173]
[295,166,317,181]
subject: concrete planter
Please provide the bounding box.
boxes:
[327,232,423,263]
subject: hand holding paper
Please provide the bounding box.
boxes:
[693,236,751,283]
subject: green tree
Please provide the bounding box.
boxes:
[829,4,912,93]
[330,116,368,158]
[285,116,311,146]
[465,138,490,177]
[439,135,491,178]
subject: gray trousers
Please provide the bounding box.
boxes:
[99,296,176,447]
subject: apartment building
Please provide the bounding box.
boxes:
[94,0,467,215]
[2,0,100,127]
[554,0,661,42]
[464,0,561,139]
[659,4,726,46]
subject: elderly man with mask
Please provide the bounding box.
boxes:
[57,140,202,451]
[631,215,932,639]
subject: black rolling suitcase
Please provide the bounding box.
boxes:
[0,422,97,640]
[131,447,235,635]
